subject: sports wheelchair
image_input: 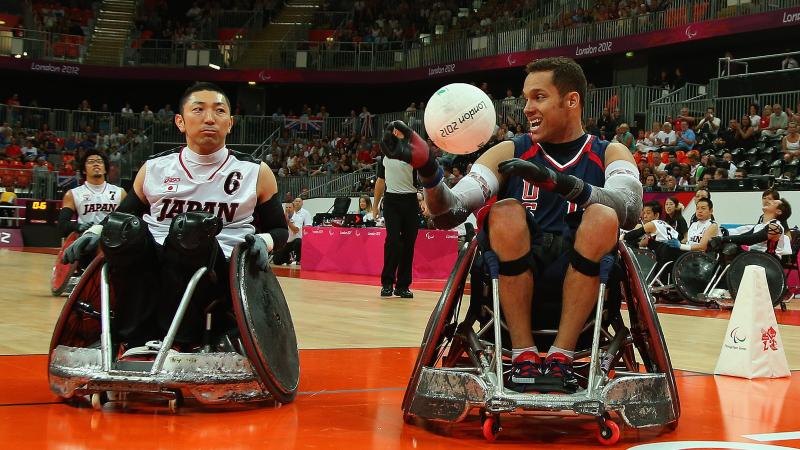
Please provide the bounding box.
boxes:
[51,232,82,296]
[48,241,300,411]
[402,239,680,445]
[633,245,788,308]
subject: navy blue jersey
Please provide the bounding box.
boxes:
[501,133,609,235]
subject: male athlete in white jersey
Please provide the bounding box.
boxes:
[710,198,792,258]
[623,201,678,247]
[58,149,126,237]
[63,82,288,348]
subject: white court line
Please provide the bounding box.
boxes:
[743,431,800,442]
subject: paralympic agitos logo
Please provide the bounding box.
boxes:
[730,326,746,344]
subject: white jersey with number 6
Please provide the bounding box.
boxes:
[142,147,260,258]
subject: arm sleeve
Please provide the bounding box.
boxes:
[253,193,289,251]
[116,192,149,217]
[623,226,646,243]
[724,227,770,246]
[425,163,498,230]
[58,207,78,236]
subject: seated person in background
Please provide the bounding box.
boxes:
[0,190,17,228]
[274,197,312,265]
[674,120,696,152]
[762,103,789,138]
[715,119,740,149]
[713,168,729,180]
[695,107,720,146]
[736,115,757,149]
[675,197,721,252]
[782,121,800,162]
[635,129,657,154]
[711,198,792,258]
[614,123,635,152]
[656,122,677,148]
[624,201,679,248]
[734,168,748,179]
[663,196,688,241]
[358,195,374,221]
[757,188,780,224]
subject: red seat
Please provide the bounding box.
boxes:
[634,152,642,164]
[647,152,656,167]
[675,150,687,164]
[660,152,669,164]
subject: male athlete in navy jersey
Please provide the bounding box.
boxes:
[381,57,642,393]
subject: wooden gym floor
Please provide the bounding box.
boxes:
[1,247,799,449]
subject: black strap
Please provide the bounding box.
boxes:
[498,251,535,276]
[569,248,600,276]
[253,193,288,251]
[58,207,78,236]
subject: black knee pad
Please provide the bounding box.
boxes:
[569,248,600,277]
[101,212,150,259]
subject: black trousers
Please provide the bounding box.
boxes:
[273,238,301,265]
[103,227,231,347]
[381,192,419,290]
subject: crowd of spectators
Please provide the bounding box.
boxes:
[133,0,280,46]
[1,94,153,190]
[31,0,95,36]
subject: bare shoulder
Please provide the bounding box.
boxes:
[257,162,277,203]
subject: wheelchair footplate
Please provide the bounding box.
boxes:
[409,366,676,428]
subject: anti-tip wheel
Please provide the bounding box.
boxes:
[168,391,183,413]
[482,415,501,442]
[596,419,620,446]
[90,392,107,410]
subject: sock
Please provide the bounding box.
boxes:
[547,345,575,362]
[512,346,539,362]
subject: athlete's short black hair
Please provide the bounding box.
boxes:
[525,56,587,109]
[644,200,662,216]
[79,149,109,178]
[179,82,231,114]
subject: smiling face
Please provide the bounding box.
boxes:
[175,90,233,154]
[522,70,582,143]
[763,198,783,215]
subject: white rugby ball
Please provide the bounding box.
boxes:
[424,83,496,154]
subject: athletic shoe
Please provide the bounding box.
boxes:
[539,352,580,394]
[508,351,543,393]
[380,286,393,297]
[394,288,413,298]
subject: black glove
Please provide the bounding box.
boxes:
[380,120,438,178]
[62,232,100,264]
[707,236,724,252]
[497,158,559,189]
[245,234,270,271]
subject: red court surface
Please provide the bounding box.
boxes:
[1,350,799,449]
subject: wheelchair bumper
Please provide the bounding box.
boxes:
[49,345,271,404]
[408,367,676,428]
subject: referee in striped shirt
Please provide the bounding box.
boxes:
[372,155,419,298]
